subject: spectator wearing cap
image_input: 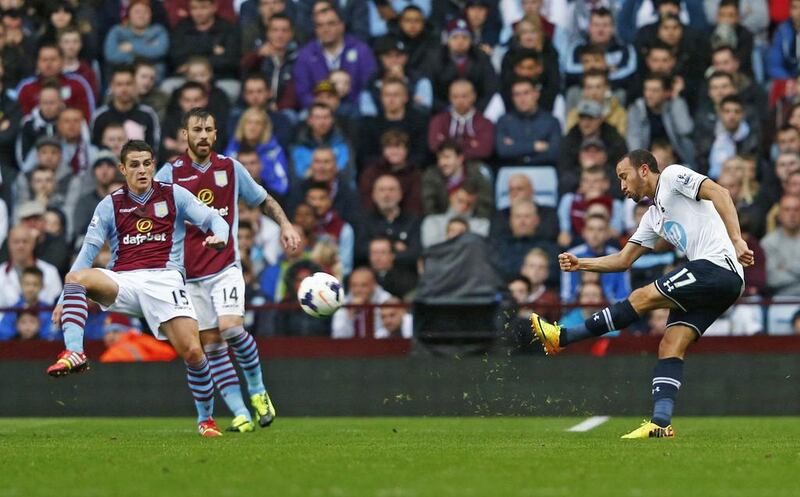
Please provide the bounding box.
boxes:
[366,1,432,39]
[290,102,354,181]
[496,77,561,166]
[395,5,440,74]
[422,139,494,218]
[565,69,627,137]
[295,0,370,43]
[15,44,95,121]
[425,17,499,114]
[312,77,359,141]
[558,100,628,196]
[168,0,240,95]
[626,72,696,168]
[428,79,494,163]
[358,77,429,168]
[564,8,638,94]
[359,130,423,215]
[768,0,800,80]
[0,226,62,312]
[292,4,377,109]
[103,1,170,82]
[240,13,298,112]
[91,65,161,154]
[361,35,433,115]
[71,153,124,246]
[356,174,422,270]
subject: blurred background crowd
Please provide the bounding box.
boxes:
[0,0,798,346]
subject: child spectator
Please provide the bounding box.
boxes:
[0,267,56,340]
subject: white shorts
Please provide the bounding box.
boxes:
[187,265,245,331]
[98,268,197,340]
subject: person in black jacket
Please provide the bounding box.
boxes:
[169,0,240,81]
[394,6,441,75]
[424,18,498,113]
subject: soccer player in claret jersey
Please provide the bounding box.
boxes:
[47,140,231,437]
[531,149,756,439]
[155,108,301,432]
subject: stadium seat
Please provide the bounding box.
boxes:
[766,299,800,335]
[495,166,558,209]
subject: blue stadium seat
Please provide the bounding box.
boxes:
[495,166,558,209]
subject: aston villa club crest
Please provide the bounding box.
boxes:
[154,201,168,218]
[214,170,228,187]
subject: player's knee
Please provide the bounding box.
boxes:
[183,345,206,364]
[65,270,89,287]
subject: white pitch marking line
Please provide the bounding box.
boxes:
[566,416,611,432]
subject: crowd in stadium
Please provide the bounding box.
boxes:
[0,0,798,344]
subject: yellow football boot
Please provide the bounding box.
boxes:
[227,414,255,433]
[251,392,276,427]
[621,420,675,439]
[530,312,563,355]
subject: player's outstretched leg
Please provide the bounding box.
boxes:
[531,300,640,355]
[203,338,255,433]
[222,325,275,427]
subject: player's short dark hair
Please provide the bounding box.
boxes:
[622,149,660,173]
[437,138,463,156]
[120,140,154,164]
[720,94,743,109]
[181,107,216,129]
[21,266,43,280]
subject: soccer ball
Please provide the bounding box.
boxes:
[297,272,344,318]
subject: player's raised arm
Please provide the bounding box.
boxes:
[697,179,755,267]
[559,242,650,273]
[173,184,229,249]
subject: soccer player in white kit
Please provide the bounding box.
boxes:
[531,149,755,438]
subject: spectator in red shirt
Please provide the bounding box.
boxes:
[427,78,494,163]
[15,44,95,122]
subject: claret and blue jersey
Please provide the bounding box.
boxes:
[74,182,229,274]
[155,152,268,281]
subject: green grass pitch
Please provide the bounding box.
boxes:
[0,417,797,497]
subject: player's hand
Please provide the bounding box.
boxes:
[203,235,226,250]
[558,252,580,272]
[51,304,63,327]
[733,238,755,267]
[280,223,302,254]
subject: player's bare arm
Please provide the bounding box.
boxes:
[559,242,650,273]
[263,194,301,253]
[697,179,755,267]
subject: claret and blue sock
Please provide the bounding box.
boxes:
[559,299,640,346]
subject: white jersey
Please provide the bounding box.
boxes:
[629,164,744,280]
